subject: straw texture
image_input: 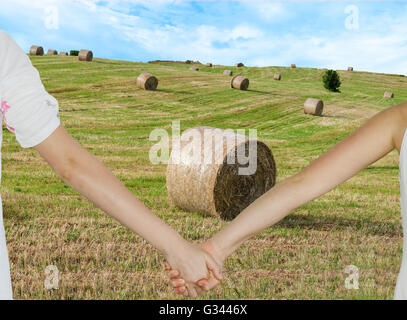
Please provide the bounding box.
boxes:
[78,50,93,62]
[136,72,158,91]
[47,49,58,55]
[235,63,244,67]
[223,70,233,76]
[384,92,394,98]
[304,98,324,116]
[166,127,277,220]
[274,73,281,81]
[231,75,249,90]
[29,46,44,56]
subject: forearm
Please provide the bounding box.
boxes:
[210,174,314,260]
[56,147,187,256]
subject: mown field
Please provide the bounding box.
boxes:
[2,55,407,299]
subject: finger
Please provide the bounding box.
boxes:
[168,270,180,279]
[198,277,219,291]
[206,257,223,281]
[195,285,204,296]
[172,278,185,288]
[186,284,198,299]
[176,286,186,295]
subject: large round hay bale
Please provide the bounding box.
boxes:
[59,52,68,56]
[274,73,281,81]
[29,46,44,56]
[231,75,249,90]
[290,64,296,68]
[166,127,277,220]
[185,60,192,64]
[205,63,213,67]
[304,98,324,116]
[235,62,244,67]
[384,91,394,98]
[78,49,93,62]
[47,49,58,55]
[190,66,199,71]
[223,70,233,76]
[136,72,158,91]
[348,67,354,71]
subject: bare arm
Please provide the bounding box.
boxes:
[209,103,405,262]
[34,125,221,297]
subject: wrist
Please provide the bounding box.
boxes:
[203,239,227,264]
[162,233,190,259]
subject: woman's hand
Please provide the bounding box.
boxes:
[167,241,224,297]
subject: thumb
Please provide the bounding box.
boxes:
[206,255,223,281]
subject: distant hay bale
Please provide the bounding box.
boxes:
[59,52,68,56]
[348,67,354,71]
[166,126,277,220]
[136,72,158,91]
[47,49,58,55]
[274,73,281,81]
[29,46,44,56]
[235,62,244,67]
[223,70,233,76]
[78,49,93,62]
[190,66,199,71]
[384,91,394,98]
[231,75,249,90]
[304,98,324,116]
[290,64,296,68]
[185,60,192,64]
[205,63,213,67]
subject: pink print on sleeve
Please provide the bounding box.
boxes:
[0,101,15,133]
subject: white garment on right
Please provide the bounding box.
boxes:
[395,127,407,300]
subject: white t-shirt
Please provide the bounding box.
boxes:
[0,30,60,299]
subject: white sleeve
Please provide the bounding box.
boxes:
[0,31,60,148]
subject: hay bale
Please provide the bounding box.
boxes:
[185,60,192,64]
[78,49,93,62]
[29,46,44,56]
[235,62,244,67]
[274,73,281,81]
[166,126,277,220]
[47,49,58,55]
[136,72,158,91]
[291,64,296,68]
[223,70,233,76]
[205,63,213,67]
[304,98,324,116]
[348,67,354,71]
[231,75,249,90]
[384,91,394,98]
[190,66,199,71]
[59,52,68,56]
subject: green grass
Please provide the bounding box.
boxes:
[2,56,407,299]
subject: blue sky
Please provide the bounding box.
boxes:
[1,0,407,75]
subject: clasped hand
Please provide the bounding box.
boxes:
[165,242,223,298]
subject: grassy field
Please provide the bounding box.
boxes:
[2,55,407,299]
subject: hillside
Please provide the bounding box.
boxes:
[2,55,407,299]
